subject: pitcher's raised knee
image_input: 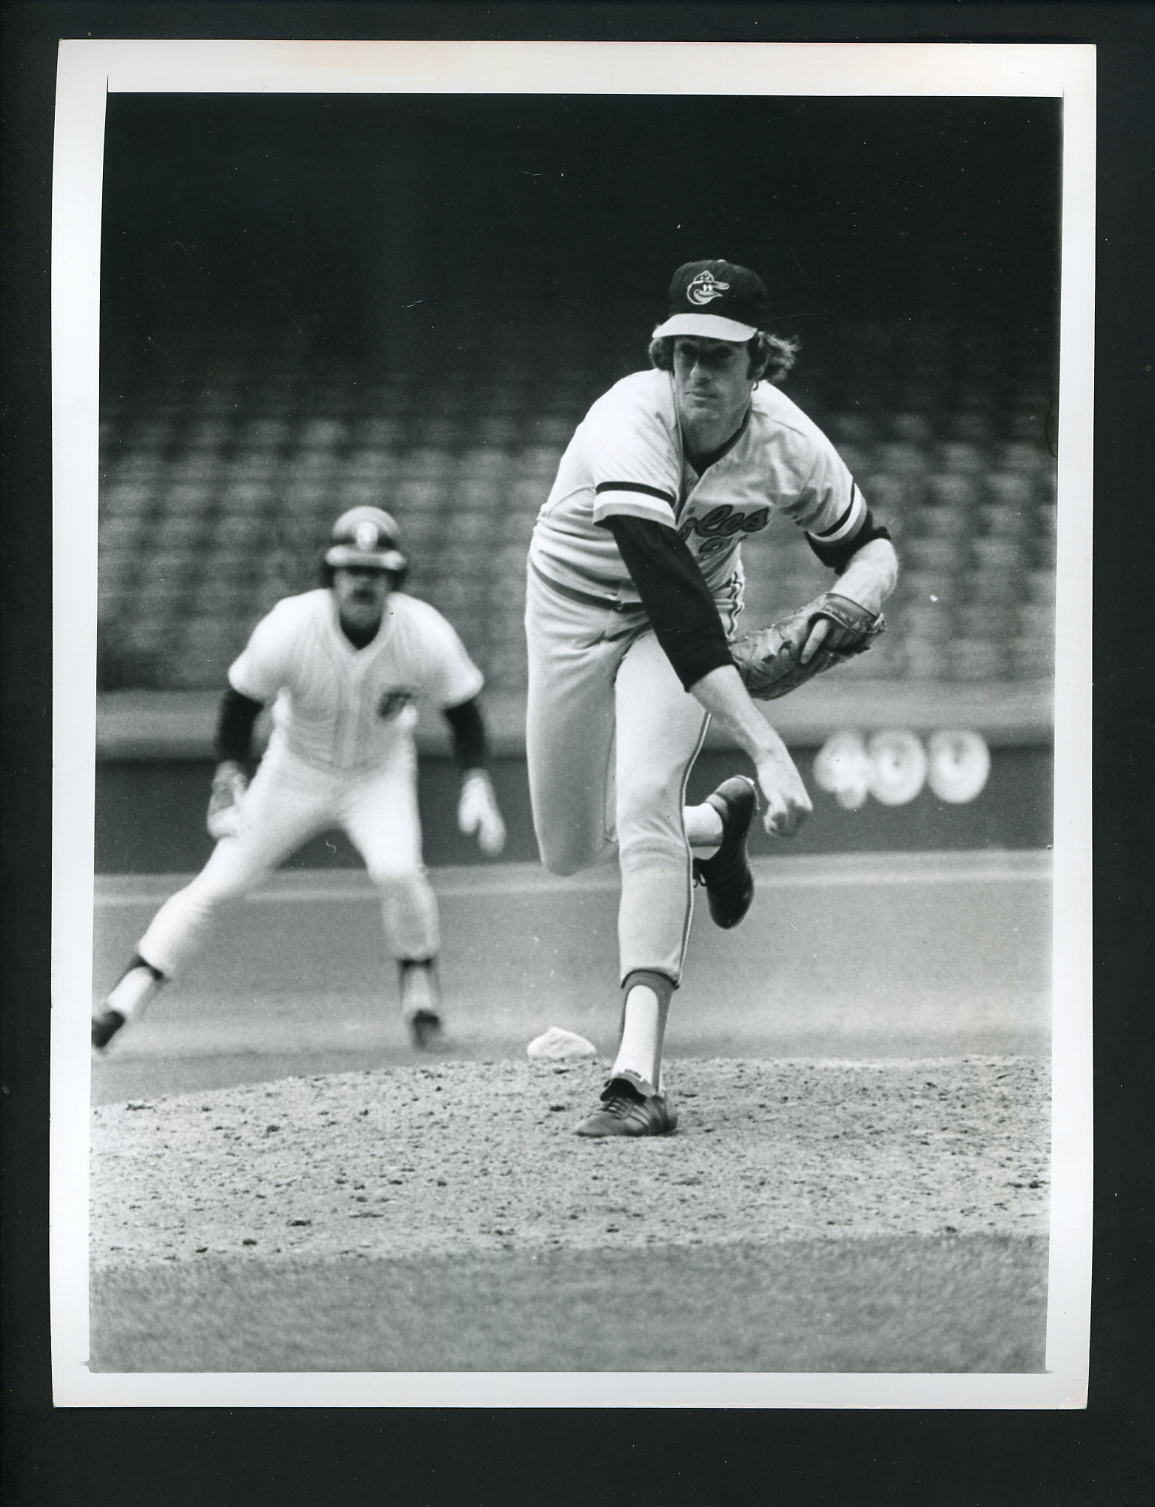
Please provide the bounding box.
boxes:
[535,828,612,877]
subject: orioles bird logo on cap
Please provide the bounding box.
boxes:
[686,269,731,306]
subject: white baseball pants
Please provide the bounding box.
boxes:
[524,563,718,986]
[135,739,439,979]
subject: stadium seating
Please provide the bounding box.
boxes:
[97,321,1058,696]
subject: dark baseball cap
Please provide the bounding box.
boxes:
[325,506,407,572]
[652,258,772,342]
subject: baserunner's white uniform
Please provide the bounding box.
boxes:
[526,368,865,983]
[135,587,483,978]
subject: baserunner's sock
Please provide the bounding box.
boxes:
[105,954,165,1023]
[398,956,440,1015]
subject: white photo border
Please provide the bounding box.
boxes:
[51,38,1095,1410]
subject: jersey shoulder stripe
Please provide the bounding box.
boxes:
[594,479,677,504]
[807,481,867,542]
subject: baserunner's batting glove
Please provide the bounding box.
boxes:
[457,769,506,856]
[206,760,248,840]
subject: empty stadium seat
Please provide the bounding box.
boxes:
[984,470,1038,507]
[166,449,224,482]
[925,473,982,510]
[97,323,1057,695]
[281,481,334,513]
[967,569,1022,606]
[994,441,1050,474]
[1034,493,1058,528]
[331,480,388,510]
[935,441,987,474]
[889,412,935,445]
[946,639,1008,680]
[457,445,515,477]
[182,418,236,450]
[947,411,995,443]
[208,514,265,549]
[971,536,1024,570]
[900,604,954,642]
[904,642,951,680]
[237,417,293,450]
[412,416,467,449]
[871,441,929,475]
[394,446,457,482]
[1033,534,1058,569]
[1008,640,1054,678]
[475,415,524,447]
[828,442,869,479]
[101,480,157,518]
[979,505,1033,542]
[860,473,913,514]
[518,445,566,480]
[97,541,138,579]
[902,537,961,571]
[353,414,407,446]
[960,605,1022,644]
[394,508,443,546]
[521,413,574,447]
[390,478,444,514]
[911,509,968,547]
[823,410,877,445]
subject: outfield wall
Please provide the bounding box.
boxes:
[95,745,1052,874]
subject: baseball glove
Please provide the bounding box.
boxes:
[731,592,885,701]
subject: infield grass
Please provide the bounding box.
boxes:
[91,1232,1047,1374]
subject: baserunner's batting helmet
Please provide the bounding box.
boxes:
[323,506,408,583]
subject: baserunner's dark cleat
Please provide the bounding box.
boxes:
[407,1008,445,1051]
[91,1008,127,1053]
[692,775,758,929]
[574,1072,678,1138]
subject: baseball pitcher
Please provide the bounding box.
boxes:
[526,259,899,1136]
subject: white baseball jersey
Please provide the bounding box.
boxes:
[228,588,484,771]
[529,368,866,601]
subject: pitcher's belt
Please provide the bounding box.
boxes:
[529,558,641,613]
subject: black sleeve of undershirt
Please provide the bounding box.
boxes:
[806,507,892,572]
[441,695,489,770]
[213,687,264,765]
[603,515,734,691]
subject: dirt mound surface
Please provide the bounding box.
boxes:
[91,1055,1049,1270]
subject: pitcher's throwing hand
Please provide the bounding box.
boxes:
[755,749,813,839]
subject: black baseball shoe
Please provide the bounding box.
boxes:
[407,1008,446,1051]
[91,1008,127,1053]
[574,1072,678,1138]
[692,775,758,929]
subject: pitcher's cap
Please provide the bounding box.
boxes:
[652,259,772,342]
[324,506,407,572]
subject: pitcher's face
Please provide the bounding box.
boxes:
[671,336,754,435]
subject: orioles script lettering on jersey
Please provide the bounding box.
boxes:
[679,504,772,555]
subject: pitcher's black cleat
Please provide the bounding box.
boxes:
[574,1072,678,1138]
[692,776,758,929]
